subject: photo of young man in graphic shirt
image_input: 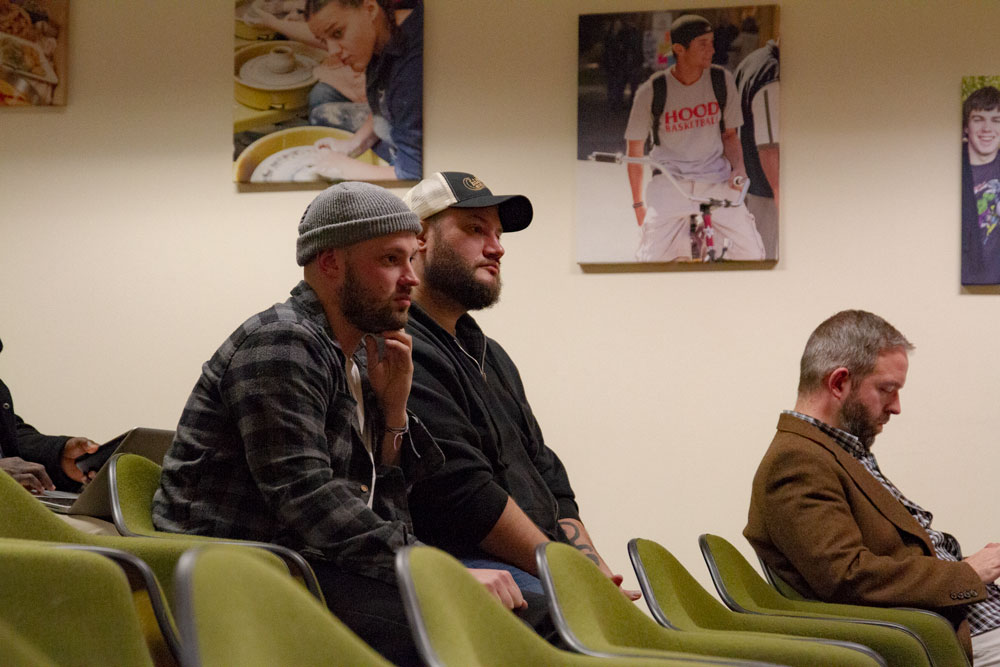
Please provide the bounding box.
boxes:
[962,84,1000,285]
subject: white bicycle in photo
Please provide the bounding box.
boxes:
[589,151,750,262]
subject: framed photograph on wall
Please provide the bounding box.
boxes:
[961,75,1000,285]
[577,5,778,266]
[232,0,423,186]
[0,0,68,107]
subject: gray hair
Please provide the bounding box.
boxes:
[798,310,914,395]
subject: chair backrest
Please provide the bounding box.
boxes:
[698,533,802,614]
[396,546,687,666]
[628,538,744,630]
[174,545,392,667]
[107,454,325,603]
[537,541,688,657]
[396,545,575,666]
[0,538,155,666]
[0,467,304,608]
[757,555,807,600]
[536,542,830,667]
[0,469,97,543]
[0,618,59,667]
[109,452,164,537]
[700,535,968,667]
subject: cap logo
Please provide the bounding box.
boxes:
[462,176,486,191]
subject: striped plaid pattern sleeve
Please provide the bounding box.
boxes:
[222,321,416,583]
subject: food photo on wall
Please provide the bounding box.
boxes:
[0,0,68,107]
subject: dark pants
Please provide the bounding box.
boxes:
[308,559,422,667]
[308,559,560,665]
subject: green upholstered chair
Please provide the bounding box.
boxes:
[629,537,930,667]
[172,545,391,667]
[395,545,740,667]
[698,534,970,667]
[107,452,324,602]
[0,538,160,666]
[536,541,884,667]
[0,468,289,618]
[757,556,807,600]
[0,619,59,667]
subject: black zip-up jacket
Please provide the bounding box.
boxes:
[405,304,579,556]
[1,340,76,490]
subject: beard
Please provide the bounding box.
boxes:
[839,392,880,449]
[423,235,501,311]
[340,261,409,333]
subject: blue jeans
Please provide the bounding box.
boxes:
[460,557,544,595]
[308,82,370,133]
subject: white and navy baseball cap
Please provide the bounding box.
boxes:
[402,171,533,232]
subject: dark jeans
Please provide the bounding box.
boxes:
[308,558,560,665]
[308,559,422,667]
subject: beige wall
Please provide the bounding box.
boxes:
[3,0,998,593]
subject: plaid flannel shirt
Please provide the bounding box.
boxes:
[153,281,441,584]
[786,411,1000,635]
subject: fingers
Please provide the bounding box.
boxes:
[622,587,642,601]
[608,573,641,601]
[13,472,46,494]
[367,331,414,371]
[363,333,380,363]
[470,569,526,610]
[0,457,54,492]
[634,205,646,226]
[29,462,53,491]
[378,329,413,351]
[62,437,99,460]
[61,437,99,484]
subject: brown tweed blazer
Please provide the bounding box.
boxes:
[744,413,985,658]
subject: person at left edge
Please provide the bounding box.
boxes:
[152,182,525,666]
[0,338,100,493]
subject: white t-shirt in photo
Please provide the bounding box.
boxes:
[625,66,743,183]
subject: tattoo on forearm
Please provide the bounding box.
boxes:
[560,520,600,566]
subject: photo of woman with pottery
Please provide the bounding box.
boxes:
[234,0,422,183]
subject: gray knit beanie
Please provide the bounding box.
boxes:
[296,182,423,266]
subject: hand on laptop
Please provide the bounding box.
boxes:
[61,437,100,483]
[0,456,55,493]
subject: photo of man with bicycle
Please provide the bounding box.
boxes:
[576,7,776,265]
[624,13,764,262]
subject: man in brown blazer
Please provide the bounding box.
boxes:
[745,310,1000,664]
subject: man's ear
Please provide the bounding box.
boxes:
[416,222,430,251]
[826,367,852,400]
[315,248,341,278]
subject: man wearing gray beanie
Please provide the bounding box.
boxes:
[153,182,524,665]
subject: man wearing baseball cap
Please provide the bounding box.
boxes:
[402,172,640,604]
[624,13,765,261]
[154,182,524,665]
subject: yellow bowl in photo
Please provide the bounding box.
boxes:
[234,41,327,110]
[233,126,387,183]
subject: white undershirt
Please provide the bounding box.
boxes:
[344,357,376,508]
